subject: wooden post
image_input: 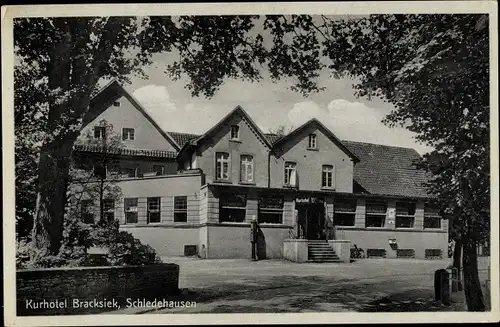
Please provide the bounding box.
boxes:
[305,207,308,240]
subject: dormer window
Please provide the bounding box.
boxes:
[122,128,135,141]
[308,134,317,149]
[230,125,240,140]
[94,126,106,139]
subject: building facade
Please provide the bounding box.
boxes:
[71,80,448,260]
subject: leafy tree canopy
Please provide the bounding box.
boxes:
[14,14,490,311]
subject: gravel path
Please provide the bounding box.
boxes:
[120,257,489,314]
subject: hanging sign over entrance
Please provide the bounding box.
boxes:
[296,197,324,204]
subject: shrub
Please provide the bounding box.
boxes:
[16,239,69,269]
[106,231,161,266]
[16,212,162,268]
[90,220,161,266]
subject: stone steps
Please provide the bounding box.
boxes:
[307,242,342,263]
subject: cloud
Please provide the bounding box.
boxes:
[133,84,177,114]
[132,84,228,134]
[286,99,432,154]
[131,84,431,154]
[287,101,323,125]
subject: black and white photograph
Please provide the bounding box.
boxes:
[2,2,498,326]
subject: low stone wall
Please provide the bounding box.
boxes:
[283,239,309,263]
[328,240,351,263]
[17,263,179,316]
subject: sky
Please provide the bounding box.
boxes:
[112,16,433,155]
[124,55,432,155]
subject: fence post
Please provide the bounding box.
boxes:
[451,267,459,292]
[434,269,450,305]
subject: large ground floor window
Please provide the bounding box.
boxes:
[219,193,247,223]
[334,198,357,226]
[258,196,284,224]
[124,198,138,224]
[395,202,415,228]
[424,203,441,229]
[174,196,188,222]
[365,201,387,227]
[81,199,94,224]
[103,199,115,223]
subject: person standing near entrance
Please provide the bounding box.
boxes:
[250,215,258,261]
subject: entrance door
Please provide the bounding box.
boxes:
[296,203,325,240]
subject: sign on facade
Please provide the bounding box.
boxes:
[296,197,324,204]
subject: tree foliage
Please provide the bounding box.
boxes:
[268,125,294,138]
[316,14,490,312]
[15,14,490,310]
[14,15,327,254]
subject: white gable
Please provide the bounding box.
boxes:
[78,95,177,151]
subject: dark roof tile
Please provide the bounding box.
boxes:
[342,140,431,198]
[168,132,200,147]
[264,133,283,145]
[74,144,177,158]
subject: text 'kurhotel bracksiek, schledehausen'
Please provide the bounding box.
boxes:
[25,298,197,310]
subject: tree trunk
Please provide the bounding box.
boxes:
[462,236,486,311]
[32,142,72,255]
[99,178,104,223]
[452,238,463,291]
[31,17,123,255]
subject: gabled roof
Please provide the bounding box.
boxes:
[84,79,181,150]
[342,140,431,198]
[165,132,284,147]
[272,118,360,163]
[185,105,273,149]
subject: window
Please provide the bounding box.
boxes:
[258,196,284,224]
[93,164,107,179]
[334,198,357,226]
[219,193,247,223]
[152,165,164,176]
[124,198,138,224]
[147,197,161,223]
[103,199,115,223]
[94,126,105,139]
[240,155,254,183]
[322,165,335,188]
[395,202,415,228]
[284,162,297,186]
[122,128,135,141]
[424,216,441,229]
[215,152,230,180]
[81,199,94,224]
[230,125,239,140]
[120,167,136,178]
[308,134,317,149]
[365,201,387,228]
[424,203,441,229]
[106,162,120,177]
[174,196,187,222]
